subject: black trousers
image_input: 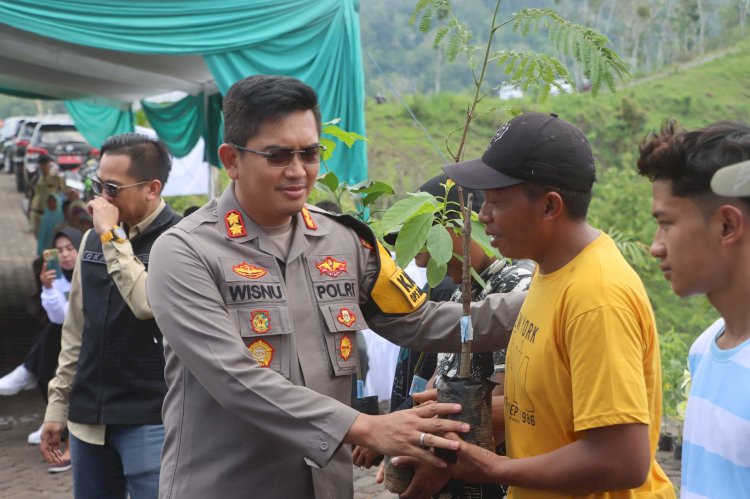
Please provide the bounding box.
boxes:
[23,321,62,404]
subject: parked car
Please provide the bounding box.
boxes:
[1,116,28,173]
[23,120,98,191]
[12,119,40,192]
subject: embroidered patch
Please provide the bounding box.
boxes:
[339,335,353,361]
[359,237,374,251]
[233,262,267,279]
[301,207,317,230]
[389,268,425,307]
[316,256,348,277]
[225,210,247,238]
[337,308,356,327]
[248,339,273,367]
[250,310,271,334]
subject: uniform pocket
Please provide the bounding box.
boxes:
[235,306,293,378]
[318,303,365,375]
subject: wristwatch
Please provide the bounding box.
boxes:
[100,226,128,244]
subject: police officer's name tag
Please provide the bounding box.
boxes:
[389,268,425,307]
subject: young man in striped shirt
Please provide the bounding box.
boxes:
[638,120,750,498]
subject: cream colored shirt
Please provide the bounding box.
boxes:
[45,199,166,445]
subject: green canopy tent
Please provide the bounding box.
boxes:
[0,0,367,186]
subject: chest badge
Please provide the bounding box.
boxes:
[339,335,353,361]
[250,310,271,334]
[337,307,357,328]
[316,256,348,277]
[301,206,317,230]
[233,262,267,279]
[225,210,247,238]
[248,339,273,367]
[359,238,374,251]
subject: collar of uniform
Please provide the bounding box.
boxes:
[129,198,166,239]
[215,183,259,243]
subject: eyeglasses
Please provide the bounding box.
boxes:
[91,177,151,198]
[230,143,326,167]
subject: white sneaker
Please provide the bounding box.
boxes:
[0,365,36,396]
[27,424,43,445]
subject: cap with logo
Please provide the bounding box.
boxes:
[711,159,750,197]
[443,112,596,192]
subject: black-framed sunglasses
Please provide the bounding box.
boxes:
[230,143,326,167]
[91,176,151,198]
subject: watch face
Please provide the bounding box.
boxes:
[114,226,128,240]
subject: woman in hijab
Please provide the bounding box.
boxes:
[36,193,66,257]
[0,227,83,473]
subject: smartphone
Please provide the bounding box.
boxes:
[43,249,61,278]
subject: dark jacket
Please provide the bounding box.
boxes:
[69,205,180,424]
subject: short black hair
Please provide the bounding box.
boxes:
[315,200,341,214]
[637,120,750,211]
[100,133,171,189]
[223,75,322,146]
[521,182,592,220]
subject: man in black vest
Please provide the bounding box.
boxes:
[40,133,180,499]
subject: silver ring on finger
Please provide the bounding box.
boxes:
[419,432,428,449]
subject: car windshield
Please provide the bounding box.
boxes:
[19,123,37,138]
[41,128,86,145]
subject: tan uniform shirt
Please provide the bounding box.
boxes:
[45,199,166,444]
[147,185,524,499]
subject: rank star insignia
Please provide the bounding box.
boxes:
[248,339,273,367]
[339,335,353,361]
[250,310,271,334]
[316,256,347,277]
[225,210,247,238]
[301,206,317,230]
[233,262,267,279]
[337,308,356,327]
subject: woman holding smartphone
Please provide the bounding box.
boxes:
[0,227,83,473]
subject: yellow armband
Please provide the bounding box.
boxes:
[369,241,426,314]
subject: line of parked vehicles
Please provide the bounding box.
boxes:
[0,115,99,196]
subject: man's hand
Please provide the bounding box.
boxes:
[411,388,438,406]
[389,455,451,499]
[39,262,56,289]
[87,197,120,235]
[40,422,67,465]
[352,445,383,468]
[443,431,507,484]
[345,401,469,469]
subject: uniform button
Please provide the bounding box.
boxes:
[320,442,329,451]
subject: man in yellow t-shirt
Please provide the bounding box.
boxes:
[443,112,675,498]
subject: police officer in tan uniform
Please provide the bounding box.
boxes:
[28,155,66,238]
[147,75,525,499]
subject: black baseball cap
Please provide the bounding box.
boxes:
[443,112,596,192]
[383,173,484,245]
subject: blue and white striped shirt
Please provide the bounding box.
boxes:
[681,318,750,498]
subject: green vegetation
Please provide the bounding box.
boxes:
[365,37,750,361]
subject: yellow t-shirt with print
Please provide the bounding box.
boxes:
[505,232,674,499]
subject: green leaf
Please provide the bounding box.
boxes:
[426,258,448,288]
[316,171,339,193]
[395,213,433,268]
[322,124,367,148]
[352,180,395,196]
[380,192,439,234]
[320,137,336,161]
[469,215,501,259]
[425,224,453,265]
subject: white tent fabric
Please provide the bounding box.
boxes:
[135,126,208,197]
[0,24,215,103]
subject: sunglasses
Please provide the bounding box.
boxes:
[230,143,326,167]
[91,177,151,198]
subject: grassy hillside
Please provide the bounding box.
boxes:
[362,36,750,346]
